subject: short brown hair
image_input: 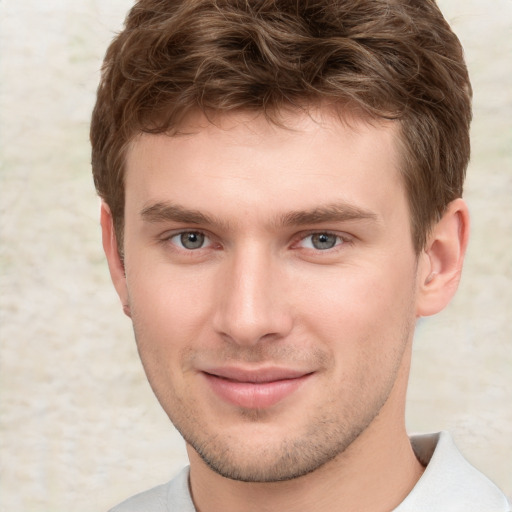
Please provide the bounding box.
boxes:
[91,0,472,253]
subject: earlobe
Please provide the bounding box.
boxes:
[416,198,470,317]
[100,202,131,318]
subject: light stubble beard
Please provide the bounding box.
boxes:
[150,324,413,484]
[130,263,418,483]
[188,393,384,483]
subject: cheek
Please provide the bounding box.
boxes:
[295,261,417,351]
[126,267,214,408]
[126,263,216,353]
[295,266,416,405]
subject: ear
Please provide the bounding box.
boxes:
[416,198,470,317]
[100,202,131,318]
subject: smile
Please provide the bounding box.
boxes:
[201,367,313,409]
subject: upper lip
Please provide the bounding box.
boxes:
[202,366,312,383]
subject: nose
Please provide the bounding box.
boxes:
[212,244,293,346]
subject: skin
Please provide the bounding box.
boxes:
[102,108,469,512]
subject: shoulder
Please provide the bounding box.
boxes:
[108,467,195,512]
[395,432,511,512]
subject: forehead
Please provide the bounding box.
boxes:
[124,108,405,225]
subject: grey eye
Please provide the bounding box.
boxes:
[179,232,205,250]
[310,233,339,250]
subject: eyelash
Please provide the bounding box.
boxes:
[293,231,352,252]
[162,230,215,251]
[161,229,352,254]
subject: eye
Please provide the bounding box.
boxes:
[300,232,344,250]
[170,231,210,250]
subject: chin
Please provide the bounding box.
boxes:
[183,416,366,483]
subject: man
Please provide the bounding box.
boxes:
[90,0,510,510]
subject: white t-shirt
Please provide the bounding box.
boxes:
[109,431,510,512]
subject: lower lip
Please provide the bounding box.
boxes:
[203,373,311,409]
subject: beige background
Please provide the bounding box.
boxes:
[0,1,510,510]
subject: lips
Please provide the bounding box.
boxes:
[201,367,312,409]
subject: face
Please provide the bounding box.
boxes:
[116,109,422,482]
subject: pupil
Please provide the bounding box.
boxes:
[181,232,204,249]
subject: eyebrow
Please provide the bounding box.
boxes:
[140,201,378,229]
[278,204,378,227]
[140,202,229,228]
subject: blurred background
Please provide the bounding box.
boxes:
[0,0,510,510]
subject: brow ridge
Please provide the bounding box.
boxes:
[140,202,219,226]
[140,201,378,230]
[278,204,378,227]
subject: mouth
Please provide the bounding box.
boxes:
[201,367,313,409]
